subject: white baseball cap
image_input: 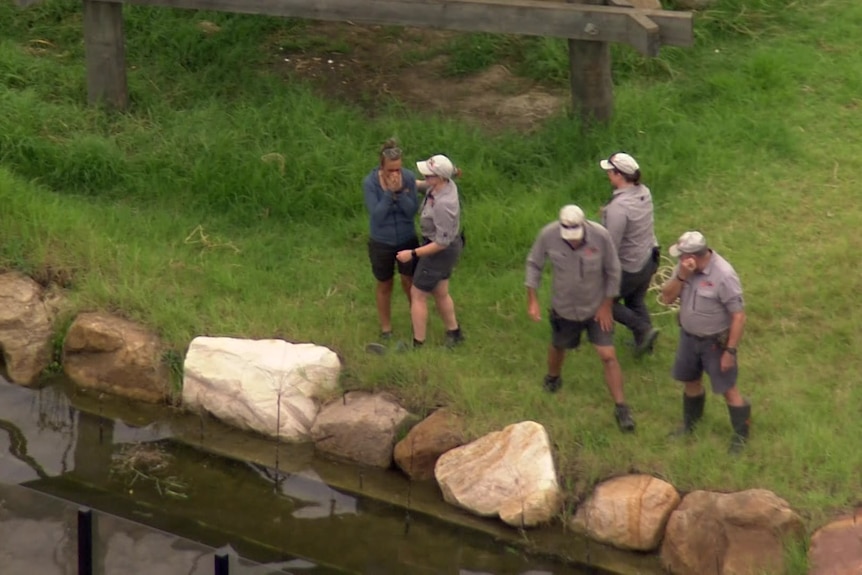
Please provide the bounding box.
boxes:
[559,205,585,241]
[416,154,455,179]
[669,231,708,257]
[600,152,640,176]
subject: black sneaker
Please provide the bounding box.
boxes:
[633,328,659,358]
[444,328,464,348]
[380,331,394,341]
[615,404,636,433]
[364,343,387,355]
[543,374,562,393]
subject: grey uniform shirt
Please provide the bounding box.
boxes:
[601,184,658,273]
[525,221,621,321]
[419,180,460,247]
[675,251,744,336]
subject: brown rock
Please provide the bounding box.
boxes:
[0,272,61,385]
[393,409,465,480]
[310,391,412,468]
[571,474,680,551]
[808,508,862,575]
[661,489,805,575]
[63,312,170,403]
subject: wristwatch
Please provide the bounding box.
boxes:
[411,249,418,259]
[725,347,737,356]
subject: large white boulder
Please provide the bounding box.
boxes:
[182,337,341,441]
[434,420,561,527]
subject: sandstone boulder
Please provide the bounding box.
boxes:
[393,409,465,481]
[0,272,60,386]
[434,420,561,528]
[661,489,805,575]
[808,508,862,575]
[571,474,680,551]
[63,312,170,403]
[310,391,411,468]
[183,337,341,441]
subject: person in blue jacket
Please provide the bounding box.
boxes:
[363,139,422,339]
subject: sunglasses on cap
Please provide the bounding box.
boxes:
[605,151,626,172]
[381,146,402,161]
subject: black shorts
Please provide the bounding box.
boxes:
[413,237,463,293]
[549,309,614,349]
[368,237,420,282]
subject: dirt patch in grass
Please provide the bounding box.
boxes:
[265,21,567,132]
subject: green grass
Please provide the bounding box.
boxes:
[2,0,862,556]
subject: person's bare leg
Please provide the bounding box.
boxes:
[376,279,394,334]
[410,286,430,342]
[723,385,744,407]
[685,380,705,397]
[431,279,458,330]
[547,345,566,377]
[595,345,625,404]
[400,274,413,305]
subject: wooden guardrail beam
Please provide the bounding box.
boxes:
[89,0,692,57]
[14,0,693,123]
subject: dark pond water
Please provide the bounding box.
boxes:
[0,375,660,574]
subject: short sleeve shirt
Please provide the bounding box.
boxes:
[676,251,744,336]
[419,180,460,247]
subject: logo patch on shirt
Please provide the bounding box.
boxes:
[584,247,598,256]
[699,280,714,288]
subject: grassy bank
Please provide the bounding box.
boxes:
[2,0,861,552]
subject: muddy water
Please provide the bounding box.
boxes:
[0,375,662,575]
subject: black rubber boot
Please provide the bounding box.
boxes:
[671,393,706,437]
[727,402,751,455]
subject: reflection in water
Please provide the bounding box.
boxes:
[0,482,291,575]
[0,515,72,575]
[0,377,601,575]
[249,464,358,518]
[0,380,75,481]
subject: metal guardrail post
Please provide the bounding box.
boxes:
[78,507,94,575]
[214,552,230,575]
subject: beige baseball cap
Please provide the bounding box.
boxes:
[416,154,455,179]
[559,205,585,241]
[600,152,640,175]
[669,231,708,257]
